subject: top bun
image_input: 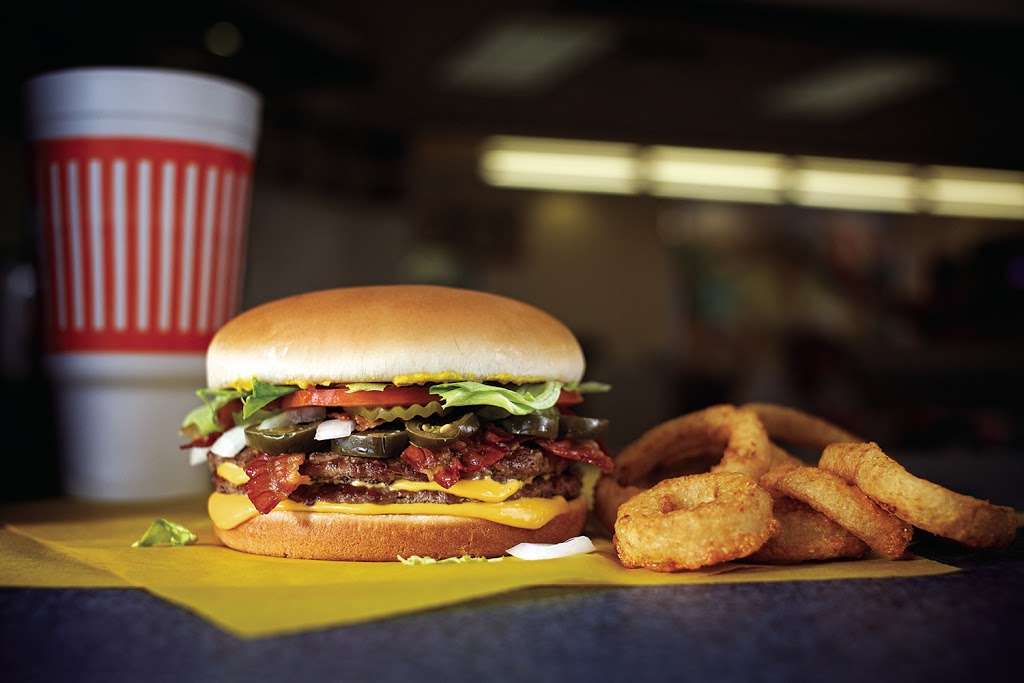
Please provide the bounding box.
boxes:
[206,286,585,388]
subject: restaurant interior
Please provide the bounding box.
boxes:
[1,0,1022,501]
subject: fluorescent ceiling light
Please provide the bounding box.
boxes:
[478,136,1024,219]
[925,167,1024,219]
[480,137,639,194]
[441,20,613,92]
[767,57,944,119]
[647,146,786,204]
[792,157,918,212]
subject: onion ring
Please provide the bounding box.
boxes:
[615,405,771,485]
[593,475,645,534]
[749,496,869,564]
[820,442,1017,550]
[743,403,858,451]
[613,472,777,571]
[759,466,912,558]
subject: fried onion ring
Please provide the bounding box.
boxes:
[749,496,869,564]
[820,442,1017,550]
[613,472,777,571]
[593,475,645,534]
[743,403,858,451]
[615,405,771,485]
[759,466,912,558]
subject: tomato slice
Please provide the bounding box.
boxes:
[281,386,434,409]
[280,386,584,409]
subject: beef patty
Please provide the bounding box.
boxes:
[210,444,577,503]
[288,470,581,506]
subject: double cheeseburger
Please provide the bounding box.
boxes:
[181,285,612,560]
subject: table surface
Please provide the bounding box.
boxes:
[3,452,1021,683]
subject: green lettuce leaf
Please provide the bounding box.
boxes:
[563,381,612,393]
[181,387,245,436]
[241,378,299,420]
[131,519,197,548]
[429,381,562,416]
[345,383,389,392]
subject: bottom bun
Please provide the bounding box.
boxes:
[213,496,587,561]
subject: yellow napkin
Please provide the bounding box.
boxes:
[2,497,957,638]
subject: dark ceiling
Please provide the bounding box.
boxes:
[3,0,1023,180]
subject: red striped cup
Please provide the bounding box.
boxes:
[28,69,259,353]
[26,68,261,499]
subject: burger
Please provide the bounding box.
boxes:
[180,285,612,560]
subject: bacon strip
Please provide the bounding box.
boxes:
[243,454,310,514]
[538,439,615,473]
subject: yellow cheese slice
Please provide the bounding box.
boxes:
[207,492,568,531]
[216,462,250,486]
[389,478,523,502]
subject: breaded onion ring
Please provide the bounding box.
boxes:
[615,405,771,485]
[749,496,868,564]
[759,466,912,559]
[614,472,777,571]
[593,475,645,534]
[743,403,858,451]
[820,442,1017,550]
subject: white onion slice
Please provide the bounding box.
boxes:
[210,426,247,457]
[258,406,327,430]
[315,418,354,440]
[188,446,210,466]
[506,536,595,560]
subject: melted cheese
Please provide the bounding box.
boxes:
[391,372,549,386]
[228,373,553,391]
[389,478,523,502]
[216,462,250,486]
[207,492,568,531]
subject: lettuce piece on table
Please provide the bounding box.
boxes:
[131,519,197,548]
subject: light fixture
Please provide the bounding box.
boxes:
[477,136,1024,220]
[441,20,613,92]
[480,137,639,195]
[791,157,918,212]
[646,146,786,204]
[925,167,1024,219]
[766,57,944,120]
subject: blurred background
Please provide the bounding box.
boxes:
[2,1,1023,500]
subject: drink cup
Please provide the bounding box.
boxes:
[25,68,261,500]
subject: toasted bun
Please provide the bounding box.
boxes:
[207,285,584,388]
[212,496,587,560]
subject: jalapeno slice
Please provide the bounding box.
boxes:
[244,423,318,455]
[330,429,409,459]
[406,413,481,448]
[499,411,560,439]
[558,415,609,440]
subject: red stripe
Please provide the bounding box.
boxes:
[214,172,236,328]
[168,162,183,334]
[228,173,250,317]
[80,159,95,330]
[188,166,207,332]
[34,137,252,352]
[61,161,77,332]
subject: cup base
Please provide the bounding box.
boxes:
[46,352,211,501]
